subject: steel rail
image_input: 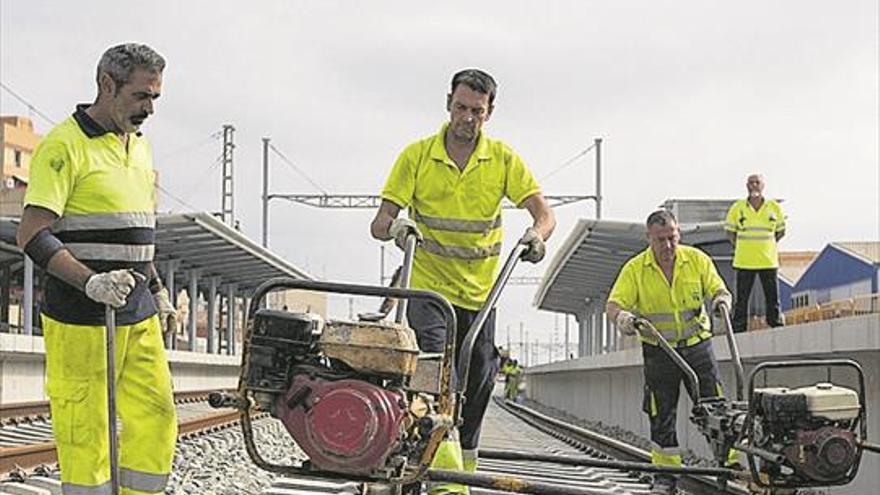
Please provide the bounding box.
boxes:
[1,398,250,474]
[497,399,752,495]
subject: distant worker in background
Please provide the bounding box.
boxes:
[16,43,177,494]
[606,210,734,495]
[501,359,523,401]
[371,68,556,494]
[725,174,786,333]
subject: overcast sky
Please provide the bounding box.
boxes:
[2,1,878,362]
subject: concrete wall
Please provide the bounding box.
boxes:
[525,314,880,494]
[0,333,240,404]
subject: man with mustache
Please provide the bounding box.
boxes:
[371,68,555,494]
[16,43,177,494]
[725,174,787,333]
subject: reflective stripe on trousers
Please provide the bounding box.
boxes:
[62,470,169,495]
[43,314,177,494]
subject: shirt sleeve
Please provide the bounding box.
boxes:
[380,145,417,209]
[608,260,638,310]
[724,201,739,232]
[504,152,541,207]
[701,253,729,298]
[773,201,787,232]
[23,138,75,216]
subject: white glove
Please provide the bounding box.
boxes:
[519,227,546,263]
[388,217,422,250]
[154,288,177,334]
[711,292,733,315]
[84,269,146,308]
[615,310,638,336]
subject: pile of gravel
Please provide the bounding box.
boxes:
[166,418,305,495]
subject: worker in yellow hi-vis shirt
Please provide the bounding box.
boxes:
[606,210,734,495]
[16,44,177,495]
[725,173,786,333]
[371,69,555,495]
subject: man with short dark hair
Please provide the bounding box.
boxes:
[371,68,555,494]
[17,43,176,494]
[725,174,786,333]
[606,210,733,494]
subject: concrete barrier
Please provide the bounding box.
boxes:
[525,314,880,494]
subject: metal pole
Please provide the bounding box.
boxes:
[226,285,236,356]
[104,306,120,495]
[262,137,270,247]
[221,124,236,227]
[188,271,198,351]
[564,314,570,359]
[519,322,524,362]
[164,260,177,349]
[207,277,218,354]
[23,255,33,335]
[594,137,602,219]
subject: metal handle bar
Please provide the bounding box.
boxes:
[458,243,528,393]
[718,304,745,401]
[633,318,702,403]
[395,232,419,323]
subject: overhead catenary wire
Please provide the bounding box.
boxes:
[539,142,597,183]
[165,152,227,213]
[155,130,223,160]
[268,143,329,195]
[0,81,58,126]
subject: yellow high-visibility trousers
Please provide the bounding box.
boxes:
[43,314,177,494]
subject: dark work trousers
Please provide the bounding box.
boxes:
[732,268,783,333]
[407,298,499,451]
[642,339,723,450]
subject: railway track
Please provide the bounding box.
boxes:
[261,396,751,495]
[0,389,243,474]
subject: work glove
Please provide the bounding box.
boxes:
[519,227,546,263]
[84,269,146,308]
[711,292,733,316]
[154,288,177,335]
[615,310,638,336]
[388,217,422,250]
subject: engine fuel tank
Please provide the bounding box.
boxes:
[319,320,419,377]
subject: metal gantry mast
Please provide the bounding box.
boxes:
[220,124,236,227]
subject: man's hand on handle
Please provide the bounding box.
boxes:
[615,310,639,336]
[711,292,733,316]
[519,227,546,263]
[85,269,146,308]
[388,218,422,250]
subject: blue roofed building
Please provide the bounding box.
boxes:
[791,242,880,309]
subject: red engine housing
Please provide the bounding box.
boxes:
[275,374,407,476]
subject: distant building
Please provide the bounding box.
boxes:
[778,251,818,311]
[0,116,41,216]
[792,242,880,308]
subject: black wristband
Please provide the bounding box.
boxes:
[149,274,163,295]
[23,228,66,269]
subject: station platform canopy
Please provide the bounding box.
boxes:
[533,219,729,315]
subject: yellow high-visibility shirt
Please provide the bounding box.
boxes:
[381,123,540,310]
[23,105,158,325]
[608,245,728,346]
[724,198,786,269]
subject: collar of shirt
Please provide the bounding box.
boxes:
[72,103,142,138]
[429,122,491,168]
[641,245,693,272]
